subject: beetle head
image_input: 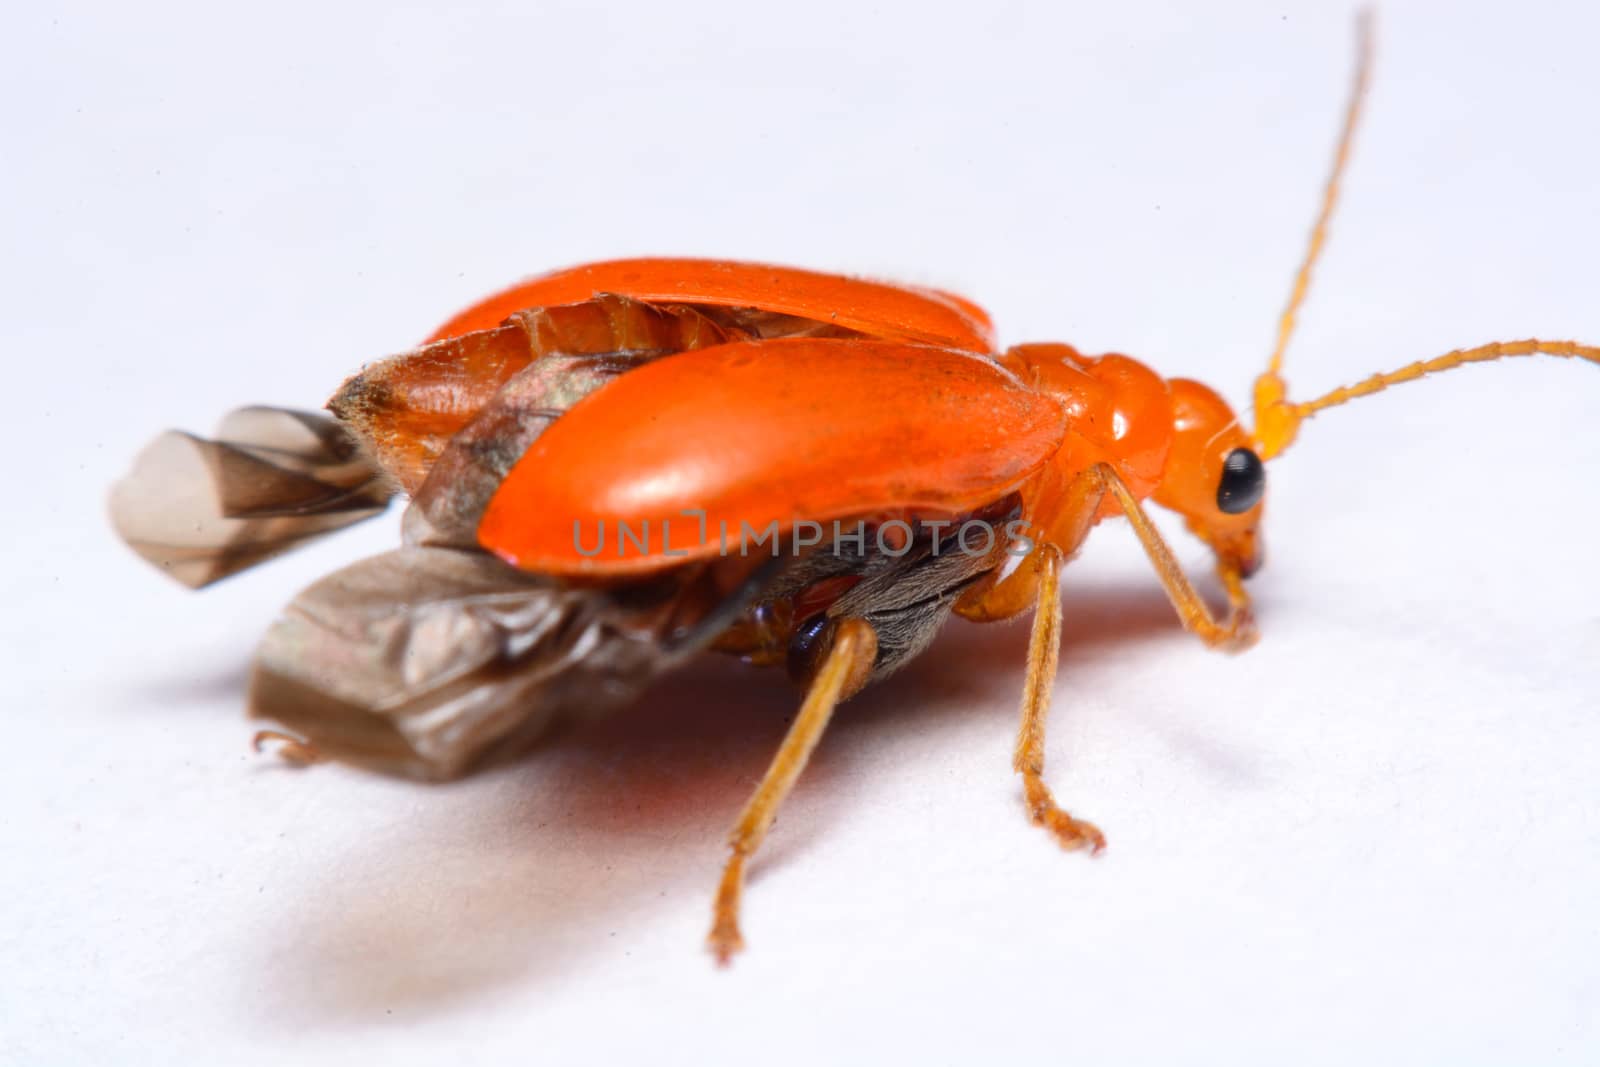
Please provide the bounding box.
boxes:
[1151,378,1265,577]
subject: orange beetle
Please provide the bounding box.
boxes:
[110,19,1598,964]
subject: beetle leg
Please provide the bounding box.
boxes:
[1090,463,1257,652]
[1012,542,1107,853]
[708,618,878,965]
[952,544,1051,622]
[984,461,1252,854]
[960,461,1252,651]
[955,464,1108,622]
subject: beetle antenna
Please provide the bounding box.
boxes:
[1249,13,1600,459]
[1251,10,1373,458]
[1256,340,1600,458]
[1263,10,1373,384]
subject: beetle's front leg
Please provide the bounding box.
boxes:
[1091,463,1258,652]
[962,462,1255,647]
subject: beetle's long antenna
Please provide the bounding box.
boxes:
[1258,341,1600,455]
[1249,13,1600,459]
[1251,11,1373,459]
[1263,11,1373,382]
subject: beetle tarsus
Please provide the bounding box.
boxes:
[1023,774,1107,854]
[707,853,749,966]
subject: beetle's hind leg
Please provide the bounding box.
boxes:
[708,618,877,965]
[1011,543,1106,853]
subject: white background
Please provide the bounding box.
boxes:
[4,1,1598,1063]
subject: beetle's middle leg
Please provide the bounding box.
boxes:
[955,461,1256,854]
[950,469,1118,852]
[1009,542,1107,853]
[708,617,877,965]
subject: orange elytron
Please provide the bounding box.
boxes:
[110,17,1597,965]
[425,257,997,349]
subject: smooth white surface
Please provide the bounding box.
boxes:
[4,1,1598,1063]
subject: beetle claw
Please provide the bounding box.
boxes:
[1036,807,1107,855]
[1023,774,1107,854]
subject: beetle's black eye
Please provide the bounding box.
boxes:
[1216,448,1265,514]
